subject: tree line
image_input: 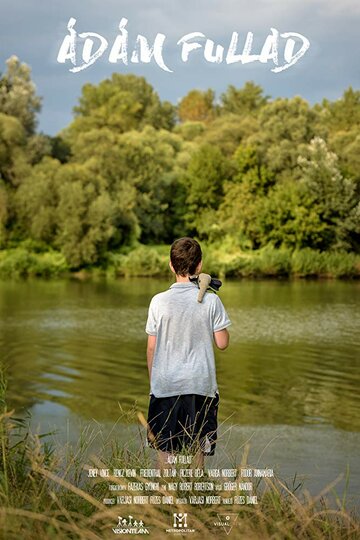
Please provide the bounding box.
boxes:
[0,55,359,268]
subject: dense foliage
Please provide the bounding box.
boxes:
[0,56,359,269]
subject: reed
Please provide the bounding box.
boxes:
[0,368,359,539]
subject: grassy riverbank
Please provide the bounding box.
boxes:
[0,242,360,279]
[0,371,359,539]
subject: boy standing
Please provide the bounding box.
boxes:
[145,237,231,468]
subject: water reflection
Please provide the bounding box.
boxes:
[0,278,359,431]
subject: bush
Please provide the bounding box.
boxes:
[0,248,68,278]
[227,255,253,277]
[322,251,360,278]
[113,246,169,277]
[291,248,327,276]
[291,249,360,278]
[255,247,292,276]
[0,243,359,279]
[0,248,34,278]
[29,251,68,277]
[202,248,226,278]
[232,246,292,277]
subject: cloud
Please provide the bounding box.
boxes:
[0,0,359,134]
[304,0,360,15]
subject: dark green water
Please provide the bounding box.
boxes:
[1,278,359,431]
[1,278,360,508]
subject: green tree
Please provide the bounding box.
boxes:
[200,114,260,156]
[298,137,360,251]
[0,56,41,135]
[320,87,360,132]
[177,89,216,123]
[251,97,317,178]
[174,121,206,142]
[55,163,136,267]
[15,157,140,267]
[233,145,274,194]
[112,127,182,243]
[184,144,230,239]
[220,82,268,115]
[24,133,71,166]
[64,74,175,142]
[217,146,274,248]
[14,157,61,243]
[256,180,327,250]
[69,125,183,244]
[316,88,360,184]
[328,128,360,185]
[0,112,28,185]
[204,137,360,252]
[0,180,8,247]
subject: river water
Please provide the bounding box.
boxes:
[1,278,359,508]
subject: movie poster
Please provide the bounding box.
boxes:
[0,1,359,539]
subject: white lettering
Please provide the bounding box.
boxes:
[56,19,310,74]
[177,32,205,62]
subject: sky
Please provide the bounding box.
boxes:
[0,0,359,135]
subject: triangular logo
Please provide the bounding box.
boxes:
[216,513,239,535]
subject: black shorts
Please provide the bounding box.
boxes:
[147,393,219,456]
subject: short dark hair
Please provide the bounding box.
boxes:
[170,237,202,276]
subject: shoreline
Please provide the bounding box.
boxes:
[0,244,360,280]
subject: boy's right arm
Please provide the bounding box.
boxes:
[145,297,157,377]
[147,335,156,376]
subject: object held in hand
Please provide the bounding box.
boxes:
[189,273,222,303]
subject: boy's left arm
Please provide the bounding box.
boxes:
[147,335,156,377]
[212,296,231,350]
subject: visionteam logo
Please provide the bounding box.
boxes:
[165,512,195,534]
[112,515,149,535]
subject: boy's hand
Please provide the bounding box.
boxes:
[213,329,230,350]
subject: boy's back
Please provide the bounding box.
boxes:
[146,281,231,398]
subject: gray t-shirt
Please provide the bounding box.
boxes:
[145,281,231,398]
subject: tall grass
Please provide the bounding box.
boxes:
[202,245,360,279]
[0,369,359,539]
